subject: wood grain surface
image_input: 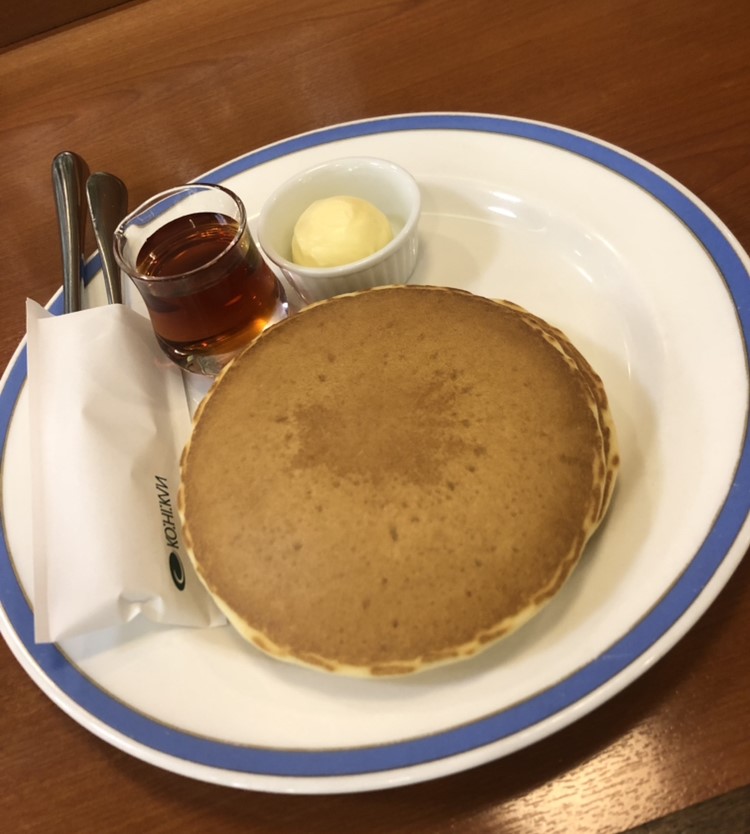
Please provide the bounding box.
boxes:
[2,1,749,831]
[1,0,132,48]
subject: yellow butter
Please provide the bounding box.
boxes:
[291,196,393,267]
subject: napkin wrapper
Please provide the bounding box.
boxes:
[26,300,225,642]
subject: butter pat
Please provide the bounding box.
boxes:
[291,196,393,267]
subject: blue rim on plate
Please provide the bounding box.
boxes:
[1,113,749,780]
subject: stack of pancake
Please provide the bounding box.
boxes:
[178,285,619,676]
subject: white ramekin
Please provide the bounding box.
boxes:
[257,157,421,304]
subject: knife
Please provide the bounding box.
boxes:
[86,172,129,305]
[52,151,89,314]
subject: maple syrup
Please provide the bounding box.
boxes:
[133,211,286,373]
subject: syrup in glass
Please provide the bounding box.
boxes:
[135,211,285,369]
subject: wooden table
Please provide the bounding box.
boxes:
[2,1,749,831]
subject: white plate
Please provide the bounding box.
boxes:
[2,113,749,794]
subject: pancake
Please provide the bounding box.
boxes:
[178,285,619,676]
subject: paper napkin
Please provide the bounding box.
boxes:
[26,300,225,642]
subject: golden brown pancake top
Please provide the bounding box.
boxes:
[179,285,617,676]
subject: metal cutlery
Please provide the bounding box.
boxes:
[52,151,89,314]
[86,172,129,305]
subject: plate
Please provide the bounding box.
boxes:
[2,113,750,794]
